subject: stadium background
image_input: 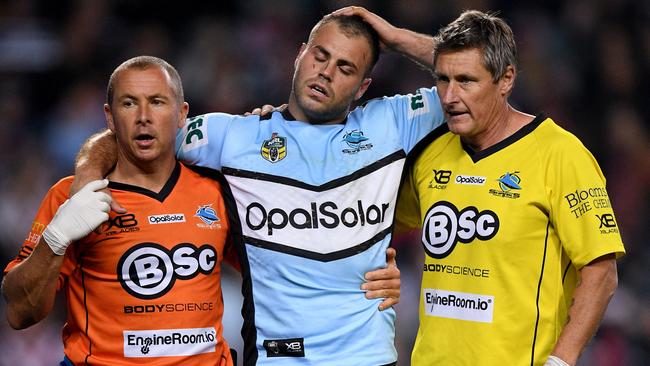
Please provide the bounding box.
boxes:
[0,0,647,364]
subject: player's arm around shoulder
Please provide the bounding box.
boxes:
[2,178,110,329]
[176,112,242,170]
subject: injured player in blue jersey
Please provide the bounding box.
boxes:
[71,12,444,366]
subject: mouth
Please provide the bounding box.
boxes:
[445,109,467,118]
[135,133,155,147]
[307,83,329,97]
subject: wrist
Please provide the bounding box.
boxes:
[42,225,70,256]
[545,355,570,366]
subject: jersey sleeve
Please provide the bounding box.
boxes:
[383,87,446,153]
[176,112,235,170]
[3,177,76,290]
[546,137,626,268]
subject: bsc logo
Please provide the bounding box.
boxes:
[117,243,216,299]
[261,132,287,163]
[421,201,499,258]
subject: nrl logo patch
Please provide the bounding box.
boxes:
[261,132,287,163]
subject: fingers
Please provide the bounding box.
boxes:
[378,297,399,311]
[81,179,126,214]
[364,284,400,311]
[260,104,275,115]
[110,200,127,214]
[248,107,262,116]
[385,247,397,266]
[330,6,363,17]
[80,178,109,193]
[363,279,400,293]
[245,104,284,116]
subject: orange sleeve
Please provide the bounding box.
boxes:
[3,177,74,289]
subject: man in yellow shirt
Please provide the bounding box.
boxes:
[338,7,625,366]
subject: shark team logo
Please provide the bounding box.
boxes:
[194,204,222,229]
[261,132,287,163]
[489,171,522,199]
[342,129,373,154]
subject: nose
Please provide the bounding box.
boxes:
[440,81,459,106]
[136,103,152,124]
[319,61,335,82]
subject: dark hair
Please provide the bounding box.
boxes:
[434,10,517,82]
[310,14,380,77]
[106,55,184,106]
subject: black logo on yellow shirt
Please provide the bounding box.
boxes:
[428,169,451,189]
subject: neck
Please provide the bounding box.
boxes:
[287,93,346,125]
[108,153,177,192]
[463,104,534,152]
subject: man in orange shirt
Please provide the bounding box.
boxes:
[1,56,236,365]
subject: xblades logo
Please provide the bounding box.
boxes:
[597,214,616,228]
[432,170,451,184]
[421,201,499,258]
[97,214,139,235]
[428,170,451,189]
[103,214,137,230]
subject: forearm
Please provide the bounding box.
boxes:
[333,6,436,70]
[2,238,63,329]
[387,27,436,70]
[551,255,618,365]
[74,129,117,184]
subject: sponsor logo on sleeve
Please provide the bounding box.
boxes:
[182,116,208,152]
[26,221,46,244]
[407,92,429,118]
[123,327,216,357]
[423,288,494,323]
[563,186,610,219]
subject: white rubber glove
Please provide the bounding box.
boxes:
[43,179,112,255]
[544,355,570,366]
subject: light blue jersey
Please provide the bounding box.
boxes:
[176,88,444,366]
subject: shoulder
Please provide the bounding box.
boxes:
[409,124,453,161]
[182,163,228,186]
[48,176,75,198]
[534,118,592,157]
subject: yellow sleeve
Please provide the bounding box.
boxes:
[546,136,625,268]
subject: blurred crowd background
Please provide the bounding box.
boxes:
[0,0,648,365]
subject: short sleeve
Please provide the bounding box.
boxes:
[383,87,446,153]
[176,113,235,170]
[547,139,625,268]
[3,177,76,290]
